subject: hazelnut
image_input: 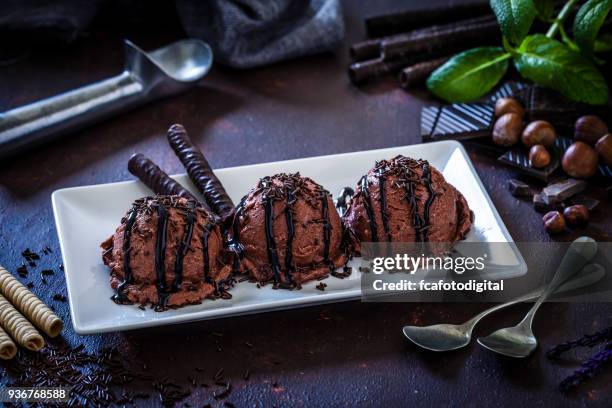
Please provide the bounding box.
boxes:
[529,145,551,168]
[562,141,599,179]
[595,133,612,165]
[575,115,608,145]
[563,204,589,227]
[495,97,524,118]
[522,120,556,147]
[492,113,523,146]
[543,211,566,234]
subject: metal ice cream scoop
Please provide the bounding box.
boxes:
[0,39,213,159]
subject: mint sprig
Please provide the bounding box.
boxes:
[515,34,608,104]
[573,0,612,56]
[427,0,611,105]
[490,0,537,44]
[427,48,510,102]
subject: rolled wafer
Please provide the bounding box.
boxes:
[0,325,17,360]
[0,293,44,351]
[167,124,235,223]
[0,266,63,337]
[127,153,208,209]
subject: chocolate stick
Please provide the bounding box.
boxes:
[348,57,408,84]
[166,124,235,223]
[399,56,449,89]
[349,39,381,62]
[127,153,201,204]
[381,16,500,60]
[365,3,492,38]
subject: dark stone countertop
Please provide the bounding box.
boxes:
[0,1,610,406]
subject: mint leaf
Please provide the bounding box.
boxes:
[573,0,612,55]
[490,0,537,44]
[534,0,555,21]
[427,47,510,102]
[515,35,609,105]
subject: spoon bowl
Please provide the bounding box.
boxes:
[145,39,213,82]
[401,261,603,352]
[403,323,472,352]
[477,327,537,358]
[476,237,597,358]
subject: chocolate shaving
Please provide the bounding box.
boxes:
[167,124,235,223]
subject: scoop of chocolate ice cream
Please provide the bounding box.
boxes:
[232,173,347,287]
[343,156,472,252]
[101,196,232,310]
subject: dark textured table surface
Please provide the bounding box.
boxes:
[0,1,611,407]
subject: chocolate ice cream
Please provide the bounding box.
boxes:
[101,196,232,310]
[343,156,472,252]
[232,173,348,287]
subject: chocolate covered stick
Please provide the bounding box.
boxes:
[399,57,449,89]
[167,124,235,222]
[128,153,202,205]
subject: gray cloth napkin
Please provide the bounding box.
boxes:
[175,0,344,68]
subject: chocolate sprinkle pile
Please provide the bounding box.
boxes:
[1,338,245,407]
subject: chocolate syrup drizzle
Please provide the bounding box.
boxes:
[334,187,354,217]
[421,162,436,241]
[378,175,391,241]
[173,201,196,291]
[359,175,379,242]
[113,205,138,303]
[154,204,170,308]
[230,197,246,274]
[283,186,296,283]
[260,177,283,285]
[358,156,438,244]
[201,222,217,294]
[320,190,333,271]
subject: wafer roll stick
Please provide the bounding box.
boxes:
[0,293,44,351]
[0,325,17,360]
[0,266,63,337]
[127,153,204,204]
[167,124,235,223]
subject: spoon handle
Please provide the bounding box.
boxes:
[0,72,143,159]
[465,262,603,328]
[522,237,597,325]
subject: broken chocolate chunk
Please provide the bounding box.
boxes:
[508,179,532,197]
[542,179,587,205]
[533,192,563,213]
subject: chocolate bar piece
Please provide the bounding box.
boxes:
[508,179,532,197]
[498,147,560,182]
[533,192,562,213]
[167,124,235,223]
[421,103,493,141]
[542,179,587,205]
[421,82,528,142]
[127,153,201,204]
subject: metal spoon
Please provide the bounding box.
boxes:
[0,39,213,159]
[477,237,598,358]
[402,261,603,352]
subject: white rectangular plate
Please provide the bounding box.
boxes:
[52,141,525,334]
